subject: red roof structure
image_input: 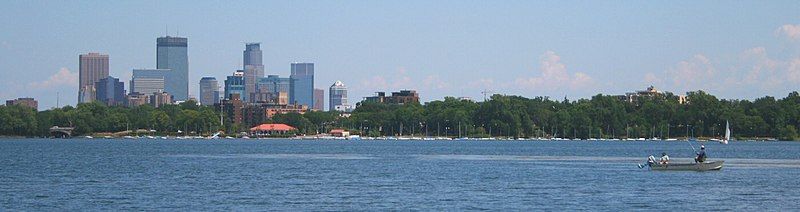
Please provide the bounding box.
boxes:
[250,124,297,132]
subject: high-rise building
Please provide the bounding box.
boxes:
[256,75,292,94]
[131,69,171,95]
[290,63,314,107]
[251,75,292,104]
[224,70,245,100]
[95,76,125,106]
[199,77,219,106]
[243,43,264,102]
[313,89,324,111]
[329,81,349,111]
[156,36,188,101]
[6,98,38,111]
[78,53,109,103]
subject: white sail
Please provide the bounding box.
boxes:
[722,121,730,144]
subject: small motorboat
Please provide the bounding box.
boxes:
[642,160,724,171]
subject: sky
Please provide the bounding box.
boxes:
[1,0,799,110]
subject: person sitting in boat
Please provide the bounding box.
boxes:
[647,155,656,165]
[695,145,707,163]
[659,152,670,164]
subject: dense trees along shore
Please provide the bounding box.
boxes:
[1,90,799,140]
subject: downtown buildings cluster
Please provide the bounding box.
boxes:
[72,36,362,125]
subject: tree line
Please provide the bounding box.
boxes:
[0,90,798,140]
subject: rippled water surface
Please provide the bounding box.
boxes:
[1,139,799,210]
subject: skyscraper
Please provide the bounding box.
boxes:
[131,69,171,95]
[290,63,314,107]
[243,43,264,102]
[199,77,219,106]
[224,70,245,100]
[95,76,125,106]
[156,36,188,101]
[313,89,324,111]
[329,80,349,111]
[78,53,109,103]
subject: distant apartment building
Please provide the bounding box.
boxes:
[243,43,264,102]
[6,98,38,110]
[199,77,219,106]
[78,53,109,103]
[131,69,170,95]
[95,76,125,106]
[242,103,308,127]
[290,63,314,107]
[151,91,172,108]
[614,86,687,104]
[224,70,245,100]
[217,92,308,127]
[126,92,150,107]
[363,90,419,105]
[156,36,189,101]
[313,89,324,111]
[218,94,244,125]
[329,81,350,111]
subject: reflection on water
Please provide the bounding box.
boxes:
[170,153,374,160]
[2,139,800,210]
[169,153,800,169]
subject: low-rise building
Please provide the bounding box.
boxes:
[5,98,38,110]
[126,92,150,107]
[250,123,297,137]
[151,91,172,108]
[363,90,419,105]
[330,129,350,137]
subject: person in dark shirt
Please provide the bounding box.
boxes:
[695,145,707,163]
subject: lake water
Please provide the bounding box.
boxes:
[1,139,799,210]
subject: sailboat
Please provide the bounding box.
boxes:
[721,121,730,144]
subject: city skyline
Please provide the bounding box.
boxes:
[1,1,800,110]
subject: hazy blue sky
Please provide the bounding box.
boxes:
[1,0,799,110]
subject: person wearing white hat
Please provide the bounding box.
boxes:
[695,145,707,163]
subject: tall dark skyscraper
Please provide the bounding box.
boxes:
[78,53,109,103]
[95,76,125,106]
[156,36,189,101]
[290,63,314,107]
[243,43,264,102]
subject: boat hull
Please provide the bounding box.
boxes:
[649,161,724,171]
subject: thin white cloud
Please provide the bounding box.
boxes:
[740,47,781,85]
[423,75,450,89]
[28,68,78,89]
[515,50,594,90]
[776,24,800,41]
[358,68,414,91]
[787,58,800,83]
[643,73,662,85]
[668,54,716,90]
